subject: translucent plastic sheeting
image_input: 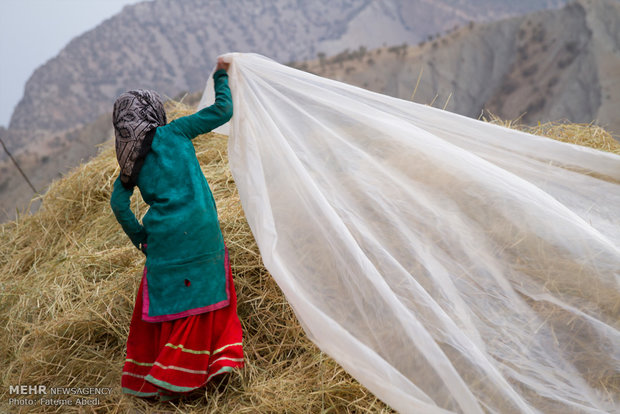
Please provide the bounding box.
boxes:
[199,53,620,414]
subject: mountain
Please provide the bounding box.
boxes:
[0,0,607,221]
[7,0,569,139]
[297,0,620,135]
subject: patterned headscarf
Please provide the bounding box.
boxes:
[113,89,167,189]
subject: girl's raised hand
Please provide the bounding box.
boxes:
[216,57,230,72]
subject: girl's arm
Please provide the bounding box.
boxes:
[110,176,147,250]
[172,68,233,139]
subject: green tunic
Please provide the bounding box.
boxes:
[110,69,233,319]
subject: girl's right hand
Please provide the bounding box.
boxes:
[216,57,230,72]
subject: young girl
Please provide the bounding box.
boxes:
[110,58,243,401]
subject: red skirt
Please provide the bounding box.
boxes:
[121,250,244,400]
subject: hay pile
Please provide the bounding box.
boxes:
[0,101,391,413]
[485,114,620,155]
[1,102,617,413]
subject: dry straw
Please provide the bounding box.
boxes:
[1,101,618,413]
[484,112,620,155]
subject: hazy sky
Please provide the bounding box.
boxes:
[0,0,150,128]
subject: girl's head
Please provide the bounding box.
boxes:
[113,89,167,188]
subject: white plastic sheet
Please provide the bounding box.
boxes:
[199,53,620,413]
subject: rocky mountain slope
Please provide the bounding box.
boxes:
[7,0,568,139]
[1,0,613,222]
[299,0,620,135]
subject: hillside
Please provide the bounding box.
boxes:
[299,0,620,135]
[0,0,613,222]
[6,0,568,138]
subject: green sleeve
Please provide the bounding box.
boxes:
[110,176,147,250]
[171,69,233,139]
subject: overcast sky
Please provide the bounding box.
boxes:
[0,0,150,128]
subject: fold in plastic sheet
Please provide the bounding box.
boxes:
[199,53,620,414]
